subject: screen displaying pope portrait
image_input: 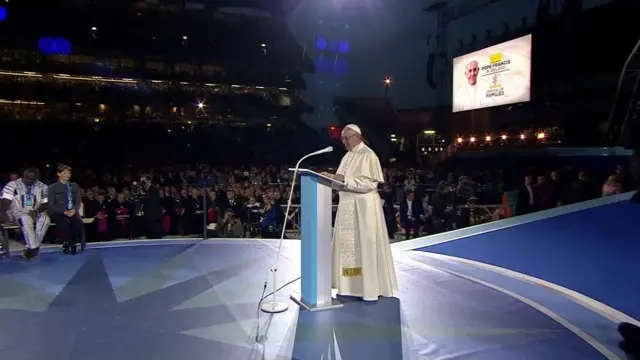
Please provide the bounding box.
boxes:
[452,34,532,113]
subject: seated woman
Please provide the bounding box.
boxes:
[245,196,263,237]
[602,175,622,197]
[260,195,280,239]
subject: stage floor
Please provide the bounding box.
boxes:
[0,239,623,360]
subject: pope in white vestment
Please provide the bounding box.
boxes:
[322,124,398,301]
[452,83,483,113]
[452,60,482,113]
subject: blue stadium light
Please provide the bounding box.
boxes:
[38,37,56,55]
[334,59,347,75]
[315,37,327,51]
[338,40,349,54]
[314,57,331,73]
[55,37,72,55]
[0,7,7,22]
[38,37,72,55]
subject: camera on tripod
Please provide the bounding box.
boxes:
[130,182,145,202]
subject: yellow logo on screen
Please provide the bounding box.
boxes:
[490,52,503,63]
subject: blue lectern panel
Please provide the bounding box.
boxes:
[299,174,334,307]
[300,175,319,304]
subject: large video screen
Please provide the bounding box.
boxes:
[452,34,532,113]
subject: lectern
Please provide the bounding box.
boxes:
[290,169,344,311]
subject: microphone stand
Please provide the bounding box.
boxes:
[260,148,332,313]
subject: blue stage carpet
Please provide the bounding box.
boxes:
[0,240,612,360]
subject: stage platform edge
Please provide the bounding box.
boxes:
[391,191,640,325]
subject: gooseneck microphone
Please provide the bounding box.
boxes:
[259,146,334,313]
[303,146,334,158]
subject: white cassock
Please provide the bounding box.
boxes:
[332,141,399,301]
[452,84,482,112]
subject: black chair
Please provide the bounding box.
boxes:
[52,217,89,252]
[0,223,12,258]
[244,207,263,238]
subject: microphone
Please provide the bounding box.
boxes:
[259,146,334,314]
[292,147,334,173]
[308,146,334,156]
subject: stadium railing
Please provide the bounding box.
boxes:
[0,183,504,256]
[282,203,503,237]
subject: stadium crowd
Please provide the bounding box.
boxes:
[0,161,634,245]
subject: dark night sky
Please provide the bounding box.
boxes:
[286,0,614,128]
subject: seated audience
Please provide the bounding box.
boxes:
[2,158,630,244]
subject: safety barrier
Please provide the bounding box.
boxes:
[284,203,502,236]
[0,201,503,255]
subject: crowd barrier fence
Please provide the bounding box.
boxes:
[0,179,514,254]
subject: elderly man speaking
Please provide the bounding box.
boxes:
[321,124,398,301]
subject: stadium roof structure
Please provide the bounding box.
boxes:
[333,97,398,128]
[23,0,303,17]
[333,96,439,158]
[1,0,314,73]
[333,97,434,134]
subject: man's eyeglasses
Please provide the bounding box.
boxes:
[340,134,357,142]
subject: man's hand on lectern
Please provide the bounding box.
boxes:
[321,172,344,182]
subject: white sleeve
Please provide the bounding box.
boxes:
[1,181,16,201]
[40,184,49,204]
[343,175,379,193]
[341,152,383,194]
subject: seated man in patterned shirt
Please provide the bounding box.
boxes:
[1,168,50,260]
